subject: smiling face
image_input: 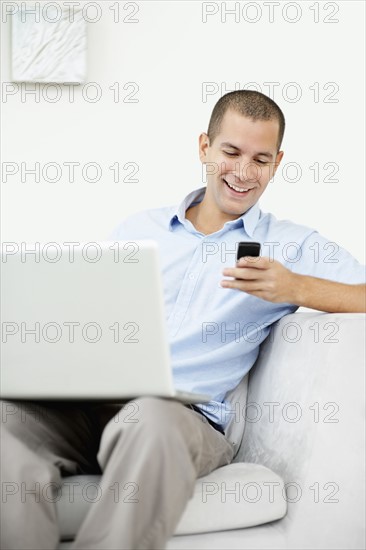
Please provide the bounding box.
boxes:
[198,109,284,224]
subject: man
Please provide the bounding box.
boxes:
[1,91,365,550]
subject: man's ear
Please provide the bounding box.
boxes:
[272,150,284,177]
[198,133,210,163]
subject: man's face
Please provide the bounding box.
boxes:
[199,109,284,220]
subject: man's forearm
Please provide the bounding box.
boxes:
[290,275,366,313]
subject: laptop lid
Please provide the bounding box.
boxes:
[1,240,176,400]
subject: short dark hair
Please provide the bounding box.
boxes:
[207,90,285,151]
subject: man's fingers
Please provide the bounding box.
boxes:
[237,256,269,268]
[222,267,261,280]
[220,279,262,292]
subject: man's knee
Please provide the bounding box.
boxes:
[99,397,199,459]
[1,401,22,426]
[98,397,202,473]
[110,396,188,432]
[1,400,44,428]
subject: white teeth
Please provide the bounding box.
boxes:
[225,179,249,193]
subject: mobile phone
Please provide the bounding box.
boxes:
[237,242,261,261]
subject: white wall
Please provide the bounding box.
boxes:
[1,0,365,262]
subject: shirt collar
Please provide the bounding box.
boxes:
[168,186,261,238]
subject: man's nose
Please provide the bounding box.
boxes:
[234,159,260,184]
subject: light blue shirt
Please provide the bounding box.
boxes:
[111,187,365,429]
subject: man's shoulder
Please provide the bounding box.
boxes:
[258,209,318,242]
[123,203,176,227]
[110,203,177,240]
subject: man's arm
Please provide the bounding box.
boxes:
[221,257,366,313]
[290,274,366,313]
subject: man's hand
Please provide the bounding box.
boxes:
[221,256,296,303]
[221,256,366,313]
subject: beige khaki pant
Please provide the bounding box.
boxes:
[0,397,234,549]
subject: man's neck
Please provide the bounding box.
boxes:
[185,202,239,235]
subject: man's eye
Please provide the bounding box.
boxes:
[255,159,267,165]
[224,151,237,157]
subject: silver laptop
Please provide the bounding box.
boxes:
[0,240,210,404]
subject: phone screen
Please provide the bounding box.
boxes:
[237,242,261,260]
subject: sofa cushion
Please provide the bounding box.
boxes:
[57,475,101,540]
[175,463,287,535]
[57,463,286,540]
[224,373,249,458]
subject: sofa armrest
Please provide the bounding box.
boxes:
[236,312,365,549]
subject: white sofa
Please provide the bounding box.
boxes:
[58,312,366,549]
